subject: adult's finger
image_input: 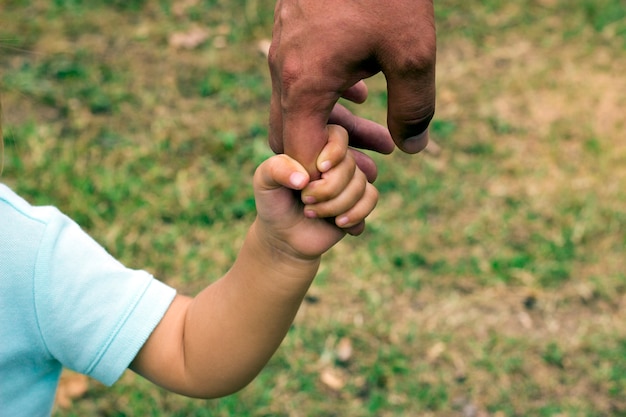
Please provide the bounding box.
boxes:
[269,89,335,178]
[282,102,336,179]
[267,48,340,178]
[341,80,368,104]
[269,84,371,157]
[349,149,379,184]
[267,13,286,155]
[385,69,435,154]
[379,0,437,154]
[328,103,395,154]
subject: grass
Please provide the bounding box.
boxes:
[2,0,626,415]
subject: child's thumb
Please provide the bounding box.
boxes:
[254,154,310,192]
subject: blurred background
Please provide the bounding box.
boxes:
[2,0,626,415]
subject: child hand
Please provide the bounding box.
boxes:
[253,125,378,260]
[132,127,377,397]
[300,125,376,237]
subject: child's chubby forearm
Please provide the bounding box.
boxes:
[130,125,375,398]
[130,219,320,399]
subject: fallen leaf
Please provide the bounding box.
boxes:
[336,337,353,363]
[426,341,446,363]
[320,368,346,391]
[257,39,271,57]
[169,28,209,50]
[172,0,200,17]
[518,311,533,329]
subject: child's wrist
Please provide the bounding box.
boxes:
[249,220,321,271]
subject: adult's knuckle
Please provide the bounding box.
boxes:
[278,56,304,93]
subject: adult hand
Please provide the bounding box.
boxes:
[268,0,436,179]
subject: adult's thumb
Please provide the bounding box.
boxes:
[385,70,436,154]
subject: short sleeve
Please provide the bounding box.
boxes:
[33,209,176,386]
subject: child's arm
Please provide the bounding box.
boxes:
[129,125,377,398]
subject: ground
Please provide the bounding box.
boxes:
[2,0,626,415]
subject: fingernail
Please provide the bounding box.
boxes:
[402,132,429,154]
[304,210,317,219]
[336,216,349,226]
[302,195,316,204]
[290,172,307,188]
[319,160,332,172]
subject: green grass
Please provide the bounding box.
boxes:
[3,0,626,415]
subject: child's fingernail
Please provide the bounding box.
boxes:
[319,160,332,172]
[304,210,317,218]
[302,195,316,204]
[290,172,307,188]
[336,216,349,226]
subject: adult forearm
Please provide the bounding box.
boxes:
[179,220,320,398]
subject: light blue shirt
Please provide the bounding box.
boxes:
[0,184,176,416]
